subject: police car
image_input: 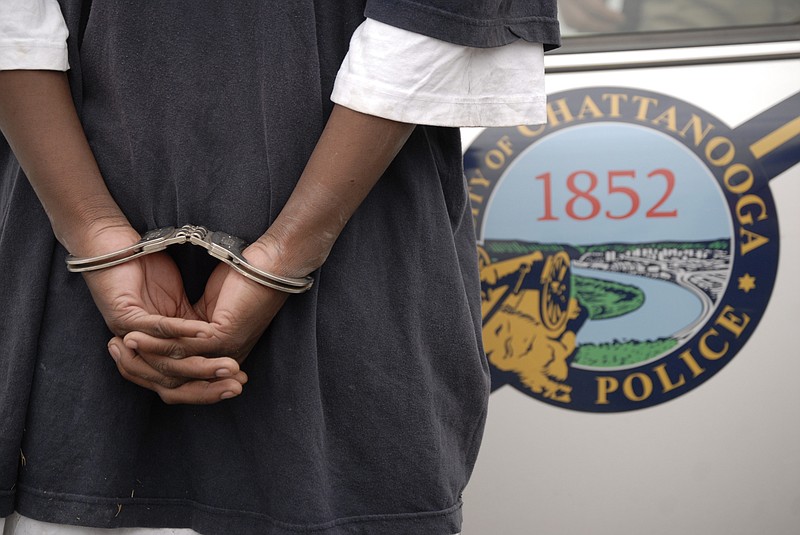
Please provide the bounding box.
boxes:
[462,4,800,533]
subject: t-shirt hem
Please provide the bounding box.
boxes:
[14,486,463,535]
[0,488,14,518]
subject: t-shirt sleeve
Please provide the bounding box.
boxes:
[0,0,69,70]
[364,0,560,50]
[331,19,547,127]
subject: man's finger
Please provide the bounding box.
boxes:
[137,352,246,383]
[156,379,244,405]
[109,338,186,389]
[126,314,214,340]
[108,339,245,404]
[124,330,235,360]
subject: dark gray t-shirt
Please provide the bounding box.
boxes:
[0,1,558,534]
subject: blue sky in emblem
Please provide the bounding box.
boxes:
[482,123,732,246]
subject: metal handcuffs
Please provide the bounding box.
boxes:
[65,225,313,294]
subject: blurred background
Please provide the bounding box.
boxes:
[460,2,800,533]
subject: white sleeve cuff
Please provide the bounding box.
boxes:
[331,19,546,128]
[0,41,69,70]
[0,0,70,71]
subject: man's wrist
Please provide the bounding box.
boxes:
[250,230,328,281]
[59,214,139,259]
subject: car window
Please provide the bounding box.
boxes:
[557,0,800,50]
[559,0,800,35]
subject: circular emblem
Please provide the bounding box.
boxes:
[467,87,779,412]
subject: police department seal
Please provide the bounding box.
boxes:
[466,87,787,412]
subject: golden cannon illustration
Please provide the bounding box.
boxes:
[479,246,583,403]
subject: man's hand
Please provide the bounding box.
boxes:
[81,228,248,404]
[120,242,289,384]
[81,236,197,338]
